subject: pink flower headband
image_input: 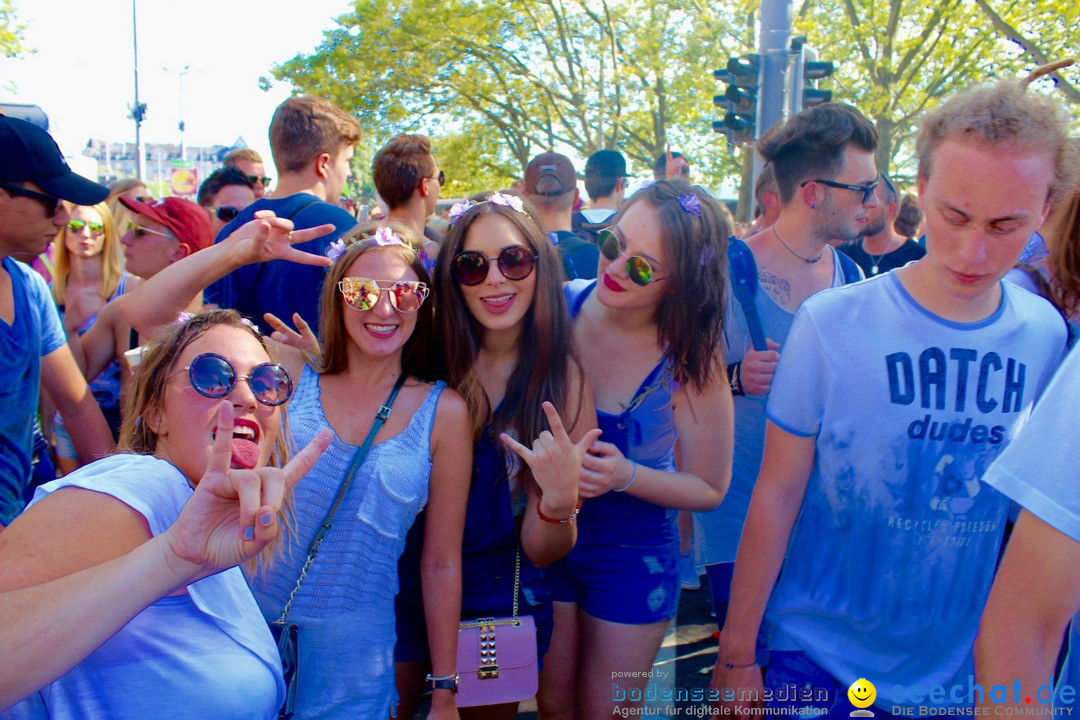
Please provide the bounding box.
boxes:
[326,226,410,262]
[448,191,525,224]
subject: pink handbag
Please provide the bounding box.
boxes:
[455,550,538,707]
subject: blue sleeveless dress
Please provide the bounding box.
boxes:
[250,365,446,719]
[395,420,554,665]
[550,279,681,624]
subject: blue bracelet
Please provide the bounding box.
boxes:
[615,461,638,492]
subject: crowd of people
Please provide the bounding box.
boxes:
[0,61,1079,720]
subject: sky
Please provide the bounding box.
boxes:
[0,0,353,177]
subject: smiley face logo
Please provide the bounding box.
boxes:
[848,678,876,709]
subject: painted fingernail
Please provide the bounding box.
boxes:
[243,525,255,541]
[259,512,274,526]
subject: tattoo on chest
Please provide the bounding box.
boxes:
[758,270,791,306]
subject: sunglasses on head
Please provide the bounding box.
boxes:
[181,352,293,407]
[598,229,665,287]
[451,245,538,286]
[802,177,880,204]
[67,219,105,236]
[0,183,62,217]
[338,276,429,313]
[213,206,241,222]
[248,175,272,187]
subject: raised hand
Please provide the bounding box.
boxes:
[264,311,322,362]
[221,211,336,268]
[500,402,602,517]
[161,401,331,583]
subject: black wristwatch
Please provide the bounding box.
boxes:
[425,673,459,693]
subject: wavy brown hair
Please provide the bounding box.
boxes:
[432,199,582,488]
[613,179,730,391]
[316,220,438,381]
[1047,142,1080,318]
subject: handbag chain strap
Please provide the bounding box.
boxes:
[275,373,408,624]
[511,547,520,618]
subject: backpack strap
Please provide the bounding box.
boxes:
[727,237,768,352]
[835,249,864,284]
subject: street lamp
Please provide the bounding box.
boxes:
[164,65,191,161]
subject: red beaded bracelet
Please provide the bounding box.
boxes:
[536,502,581,524]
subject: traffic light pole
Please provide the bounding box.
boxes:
[752,0,792,213]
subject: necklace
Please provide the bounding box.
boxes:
[773,226,824,264]
[866,236,899,275]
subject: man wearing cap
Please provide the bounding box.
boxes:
[71,196,214,394]
[524,152,599,281]
[0,116,113,528]
[572,149,628,245]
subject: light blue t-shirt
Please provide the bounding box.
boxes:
[697,246,853,566]
[981,344,1080,709]
[763,272,1066,711]
[4,454,283,719]
[0,257,66,525]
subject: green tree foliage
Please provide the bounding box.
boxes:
[1,0,30,59]
[275,0,1076,194]
[273,0,756,190]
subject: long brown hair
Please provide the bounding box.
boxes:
[316,220,438,381]
[432,199,582,489]
[613,179,730,391]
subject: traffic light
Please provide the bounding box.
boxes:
[789,38,834,112]
[713,54,760,145]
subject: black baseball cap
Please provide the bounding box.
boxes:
[0,115,108,206]
[584,149,628,178]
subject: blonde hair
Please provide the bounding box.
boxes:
[51,201,125,307]
[118,309,294,568]
[916,81,1076,202]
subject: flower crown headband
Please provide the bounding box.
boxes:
[447,191,525,224]
[325,226,437,273]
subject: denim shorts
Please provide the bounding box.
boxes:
[550,535,679,625]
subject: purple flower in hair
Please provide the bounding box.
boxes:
[372,227,406,248]
[240,317,263,335]
[678,193,702,217]
[448,201,472,224]
[326,238,347,262]
[488,191,524,213]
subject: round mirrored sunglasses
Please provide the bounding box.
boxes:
[182,352,293,406]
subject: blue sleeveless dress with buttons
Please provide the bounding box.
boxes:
[250,364,446,719]
[551,279,681,624]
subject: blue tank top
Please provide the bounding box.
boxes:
[250,364,445,719]
[565,279,679,545]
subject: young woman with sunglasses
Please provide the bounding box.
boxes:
[46,200,132,471]
[0,309,332,718]
[394,194,600,720]
[121,216,471,719]
[540,179,734,719]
